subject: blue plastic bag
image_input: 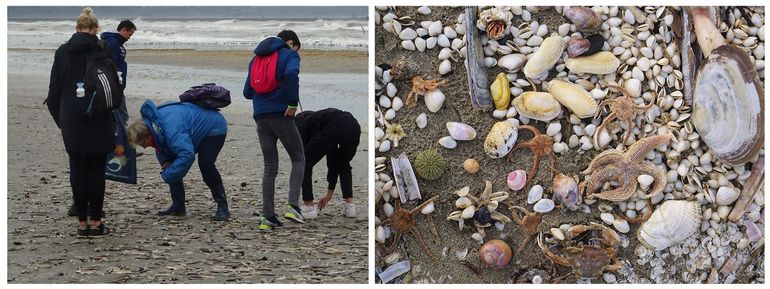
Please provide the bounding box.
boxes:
[105,111,137,184]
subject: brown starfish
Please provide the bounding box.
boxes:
[579,134,672,202]
[381,196,438,260]
[405,75,447,107]
[593,85,656,147]
[507,125,557,184]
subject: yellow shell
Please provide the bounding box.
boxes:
[491,72,510,110]
[523,35,567,79]
[484,119,518,159]
[512,92,562,122]
[565,51,620,75]
[545,79,598,118]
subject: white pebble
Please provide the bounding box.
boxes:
[637,174,654,189]
[379,95,391,108]
[426,37,438,49]
[428,21,442,37]
[399,28,417,40]
[437,34,451,47]
[391,97,403,111]
[379,140,391,153]
[401,40,416,51]
[387,82,397,97]
[384,108,396,120]
[444,27,458,39]
[439,59,452,75]
[415,37,427,52]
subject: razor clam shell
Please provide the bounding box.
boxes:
[728,156,764,222]
[484,119,519,159]
[392,152,421,203]
[545,79,598,118]
[638,200,701,251]
[523,35,567,79]
[512,92,562,122]
[692,45,764,166]
[465,6,493,110]
[566,51,621,75]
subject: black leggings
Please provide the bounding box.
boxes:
[69,153,107,222]
[302,119,360,201]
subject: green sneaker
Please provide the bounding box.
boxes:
[283,205,306,224]
[258,216,283,231]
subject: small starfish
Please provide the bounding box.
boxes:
[593,85,656,147]
[579,134,672,202]
[405,75,447,107]
[382,196,438,260]
[507,125,557,184]
[383,121,405,147]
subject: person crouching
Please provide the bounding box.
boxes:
[128,100,230,221]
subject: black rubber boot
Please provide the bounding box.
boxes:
[157,188,186,216]
[210,183,230,221]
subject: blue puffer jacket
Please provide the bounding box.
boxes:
[140,100,228,184]
[242,36,300,119]
[100,32,127,87]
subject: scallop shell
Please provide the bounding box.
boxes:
[566,51,621,75]
[564,7,602,32]
[637,200,701,251]
[491,73,511,110]
[446,122,477,141]
[484,119,519,159]
[512,92,562,122]
[523,35,567,79]
[545,79,597,118]
[507,170,527,191]
[498,54,526,72]
[692,45,764,166]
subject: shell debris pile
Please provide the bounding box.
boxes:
[374,5,764,284]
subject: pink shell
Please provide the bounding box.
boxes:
[507,170,527,191]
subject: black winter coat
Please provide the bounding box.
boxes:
[46,32,115,155]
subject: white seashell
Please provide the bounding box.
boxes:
[391,97,404,111]
[551,228,566,240]
[508,170,527,191]
[428,21,442,37]
[546,122,561,136]
[446,122,477,141]
[716,186,740,206]
[417,6,431,15]
[384,108,396,120]
[455,196,473,208]
[387,82,397,97]
[484,57,497,68]
[638,200,701,251]
[439,136,457,149]
[438,34,451,47]
[600,212,615,225]
[399,28,417,40]
[438,47,453,60]
[375,127,385,140]
[439,59,452,75]
[421,201,435,214]
[426,37,438,49]
[455,186,470,197]
[376,226,386,243]
[527,185,544,204]
[444,27,458,39]
[492,109,507,119]
[637,174,654,189]
[497,54,527,72]
[382,70,392,83]
[484,119,519,158]
[558,23,571,36]
[401,40,416,51]
[383,203,394,217]
[462,206,476,219]
[597,129,611,147]
[533,198,555,213]
[544,79,598,118]
[451,38,464,50]
[471,232,484,243]
[414,37,427,52]
[379,140,392,153]
[424,89,445,112]
[379,95,391,108]
[523,35,567,79]
[613,219,630,233]
[527,35,544,46]
[416,113,427,129]
[624,78,642,98]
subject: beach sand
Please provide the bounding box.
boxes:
[6,49,369,283]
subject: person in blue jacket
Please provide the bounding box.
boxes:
[243,30,306,230]
[100,20,135,124]
[127,100,230,221]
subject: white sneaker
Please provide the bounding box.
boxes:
[300,204,318,219]
[341,202,356,218]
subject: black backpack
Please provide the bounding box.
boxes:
[178,83,231,110]
[84,40,124,117]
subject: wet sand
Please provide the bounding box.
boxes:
[6,49,369,283]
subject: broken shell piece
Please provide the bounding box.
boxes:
[484,119,519,159]
[447,122,478,141]
[638,200,701,251]
[421,200,435,214]
[566,51,621,75]
[567,34,605,57]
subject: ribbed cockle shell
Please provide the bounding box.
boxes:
[523,35,567,79]
[545,79,597,118]
[637,200,701,251]
[566,51,620,75]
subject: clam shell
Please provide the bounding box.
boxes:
[545,79,597,118]
[512,92,562,122]
[564,7,601,32]
[692,45,764,166]
[485,119,519,159]
[507,169,527,191]
[416,113,428,129]
[533,198,555,213]
[567,34,605,58]
[637,200,701,251]
[447,122,477,141]
[491,73,511,110]
[716,186,740,206]
[566,51,621,75]
[523,35,567,79]
[439,136,457,149]
[425,89,446,112]
[498,54,526,72]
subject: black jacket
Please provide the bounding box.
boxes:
[295,108,358,146]
[47,32,115,155]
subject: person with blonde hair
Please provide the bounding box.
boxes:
[46,7,113,238]
[128,100,230,221]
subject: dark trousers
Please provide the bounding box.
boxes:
[69,153,107,222]
[302,118,360,201]
[168,134,227,206]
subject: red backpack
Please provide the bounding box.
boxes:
[249,51,280,94]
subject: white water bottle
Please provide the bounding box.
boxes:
[76,82,85,98]
[118,74,123,85]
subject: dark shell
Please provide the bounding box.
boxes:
[474,206,492,225]
[565,7,602,32]
[567,34,605,58]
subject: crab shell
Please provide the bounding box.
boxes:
[476,7,513,40]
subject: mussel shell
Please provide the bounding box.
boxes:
[692,45,764,166]
[567,34,605,58]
